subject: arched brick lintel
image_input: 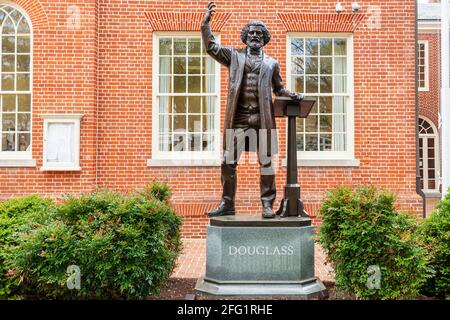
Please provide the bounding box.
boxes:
[145,11,232,32]
[277,13,366,33]
[12,0,49,29]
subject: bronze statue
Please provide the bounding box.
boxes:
[202,2,303,219]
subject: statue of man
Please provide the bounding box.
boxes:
[202,2,303,219]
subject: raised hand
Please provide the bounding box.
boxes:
[203,2,216,24]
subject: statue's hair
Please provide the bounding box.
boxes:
[240,20,271,46]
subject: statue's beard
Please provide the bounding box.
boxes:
[247,39,263,50]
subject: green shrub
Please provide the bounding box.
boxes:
[5,190,182,299]
[418,189,450,299]
[138,182,172,203]
[317,186,429,299]
[0,195,54,299]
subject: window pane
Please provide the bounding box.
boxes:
[173,57,186,74]
[320,57,332,74]
[296,134,304,151]
[188,76,201,93]
[2,55,14,72]
[16,55,30,72]
[188,39,201,54]
[305,57,318,74]
[334,57,347,74]
[188,134,202,151]
[174,39,186,55]
[291,57,304,74]
[320,97,332,113]
[320,134,332,151]
[202,134,215,151]
[334,39,347,55]
[291,38,304,55]
[2,133,15,151]
[305,39,318,56]
[159,134,171,152]
[17,37,30,53]
[202,115,215,132]
[18,113,30,131]
[17,18,30,34]
[334,76,347,93]
[2,37,14,53]
[320,39,332,55]
[17,74,30,91]
[2,113,15,131]
[203,75,215,93]
[159,76,171,93]
[188,57,201,74]
[188,115,201,132]
[306,115,318,132]
[320,115,332,132]
[159,57,171,74]
[305,134,318,151]
[159,115,171,133]
[296,119,305,132]
[159,38,172,55]
[2,94,16,112]
[305,76,318,93]
[2,18,14,34]
[18,132,30,151]
[188,96,201,113]
[158,96,170,113]
[320,76,332,93]
[292,76,304,93]
[202,96,216,113]
[173,134,186,151]
[173,115,186,131]
[2,74,14,91]
[173,76,186,93]
[173,96,186,113]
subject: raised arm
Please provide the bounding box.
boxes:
[272,62,304,101]
[201,2,232,67]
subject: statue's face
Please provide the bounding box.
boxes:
[246,25,265,50]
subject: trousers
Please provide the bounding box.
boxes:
[221,109,276,207]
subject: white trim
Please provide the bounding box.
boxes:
[419,115,440,193]
[40,114,83,171]
[0,158,35,167]
[286,33,355,161]
[418,40,430,92]
[0,1,34,161]
[151,32,221,163]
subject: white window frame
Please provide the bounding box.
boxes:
[419,115,440,195]
[0,2,34,165]
[149,32,221,166]
[40,114,83,171]
[418,40,429,92]
[286,33,356,163]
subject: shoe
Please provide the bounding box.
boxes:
[262,206,276,219]
[206,200,235,217]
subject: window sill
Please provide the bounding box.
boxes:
[147,159,221,167]
[422,191,442,199]
[0,159,37,167]
[40,166,82,172]
[282,159,360,167]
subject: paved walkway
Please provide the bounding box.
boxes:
[172,239,334,282]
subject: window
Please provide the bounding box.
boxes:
[152,33,220,162]
[288,34,354,160]
[419,117,440,193]
[41,114,82,171]
[0,4,32,159]
[418,41,429,91]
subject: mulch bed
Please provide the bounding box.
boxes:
[148,278,350,300]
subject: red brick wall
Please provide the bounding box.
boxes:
[0,0,97,199]
[419,32,440,127]
[0,0,422,239]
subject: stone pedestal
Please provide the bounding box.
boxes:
[195,215,326,298]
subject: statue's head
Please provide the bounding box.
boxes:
[240,20,271,49]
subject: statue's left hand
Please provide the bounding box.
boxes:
[290,92,304,102]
